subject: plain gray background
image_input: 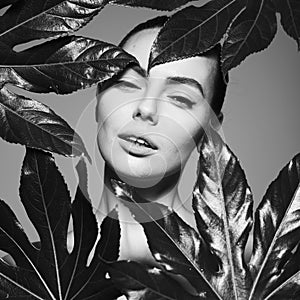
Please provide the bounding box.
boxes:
[0,4,300,241]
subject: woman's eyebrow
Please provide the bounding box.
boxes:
[166,76,205,98]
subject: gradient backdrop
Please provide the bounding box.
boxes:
[0,4,300,241]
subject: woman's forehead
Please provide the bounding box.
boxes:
[122,28,159,70]
[122,28,218,92]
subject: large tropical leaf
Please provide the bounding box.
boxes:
[0,148,121,299]
[110,0,196,11]
[111,128,253,300]
[149,0,247,68]
[0,0,109,48]
[0,86,90,160]
[249,153,300,300]
[0,36,137,94]
[221,0,277,74]
[273,0,300,50]
[108,261,202,300]
[192,128,253,300]
[110,181,220,299]
[0,0,19,9]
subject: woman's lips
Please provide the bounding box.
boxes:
[118,134,158,150]
[118,134,158,157]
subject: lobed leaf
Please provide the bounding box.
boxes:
[149,0,246,69]
[0,149,121,299]
[110,0,197,11]
[249,153,300,300]
[221,0,277,74]
[111,180,220,299]
[264,270,300,300]
[0,0,109,48]
[0,0,19,9]
[0,36,138,94]
[108,261,202,300]
[193,128,253,300]
[0,201,50,299]
[273,0,300,50]
[20,148,73,297]
[0,200,38,269]
[0,86,90,160]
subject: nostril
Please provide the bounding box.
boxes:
[132,99,159,125]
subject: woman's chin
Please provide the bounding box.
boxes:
[116,170,165,189]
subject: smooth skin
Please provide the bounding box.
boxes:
[95,27,223,263]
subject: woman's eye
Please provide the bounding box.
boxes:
[116,80,141,90]
[168,95,193,108]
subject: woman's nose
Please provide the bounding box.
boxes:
[132,97,159,125]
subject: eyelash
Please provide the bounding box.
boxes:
[114,80,194,108]
[116,80,141,90]
[168,96,193,108]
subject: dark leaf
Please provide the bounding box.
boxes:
[0,201,50,299]
[264,271,300,300]
[111,180,220,299]
[193,128,253,299]
[19,148,73,297]
[221,0,277,74]
[0,86,90,160]
[96,209,120,262]
[149,0,246,68]
[110,0,197,11]
[0,200,38,268]
[0,0,19,10]
[65,207,121,300]
[0,36,138,94]
[0,148,121,299]
[0,0,109,48]
[273,0,300,50]
[75,155,89,201]
[108,261,202,300]
[73,158,121,263]
[249,153,300,300]
[62,171,98,298]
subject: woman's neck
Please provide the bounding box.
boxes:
[96,163,195,227]
[101,163,183,211]
[94,163,197,267]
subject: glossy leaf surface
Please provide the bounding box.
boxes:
[0,0,19,9]
[221,0,277,74]
[111,0,196,11]
[193,129,253,299]
[249,153,300,300]
[0,86,89,159]
[109,261,202,300]
[0,149,121,299]
[0,36,137,94]
[111,181,219,299]
[273,0,300,50]
[0,0,109,48]
[111,128,254,300]
[149,0,246,68]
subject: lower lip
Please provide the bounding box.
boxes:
[119,137,157,157]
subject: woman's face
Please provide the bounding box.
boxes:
[96,27,219,187]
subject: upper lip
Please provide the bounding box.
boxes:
[118,133,158,150]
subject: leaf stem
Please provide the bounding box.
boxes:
[0,228,56,300]
[249,184,300,299]
[35,154,63,300]
[212,137,239,300]
[127,195,222,300]
[0,273,45,300]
